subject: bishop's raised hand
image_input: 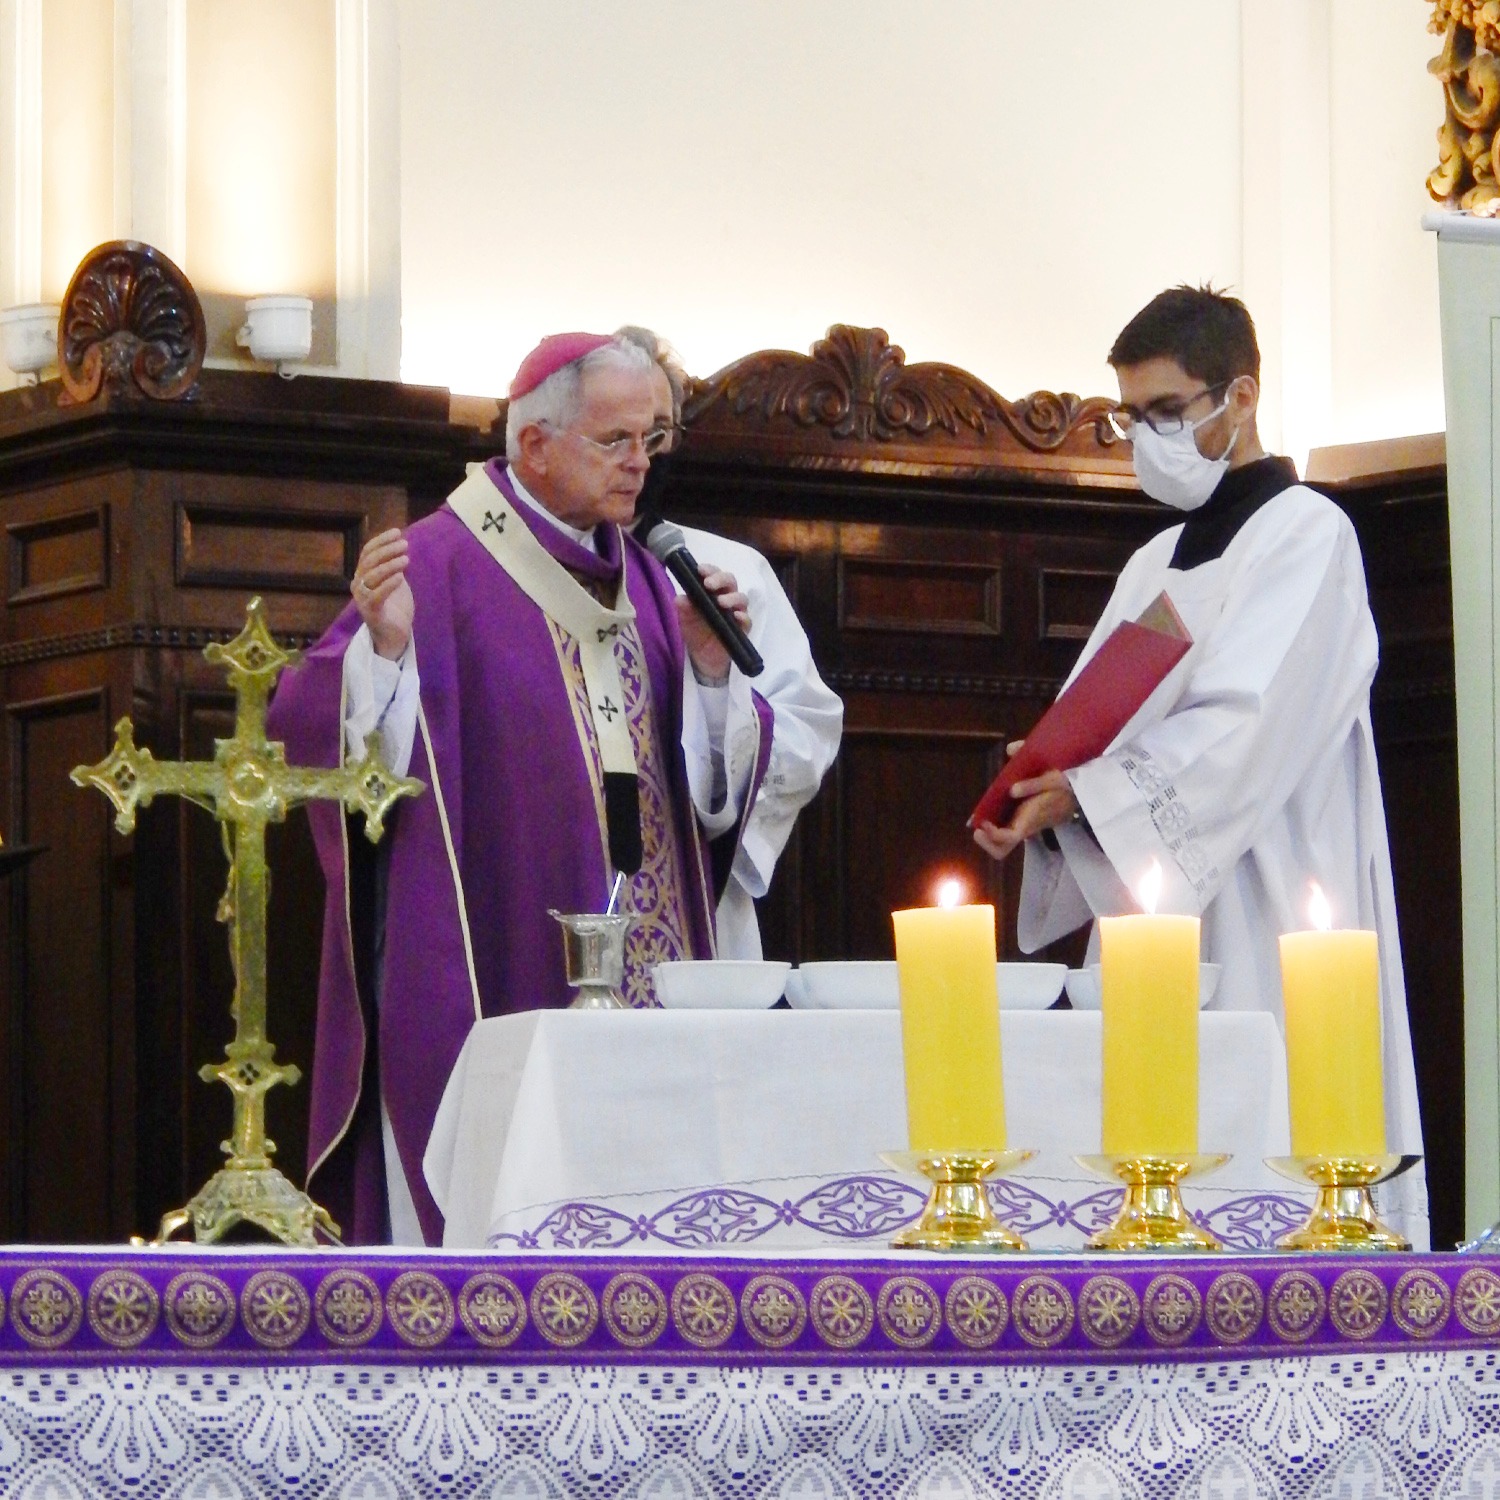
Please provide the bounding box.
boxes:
[352,528,414,660]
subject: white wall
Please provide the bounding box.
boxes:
[186,0,338,363]
[0,0,399,385]
[39,0,112,302]
[397,0,1444,461]
[0,0,1449,446]
[1329,0,1446,445]
[399,0,1240,404]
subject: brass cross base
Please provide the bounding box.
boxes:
[881,1149,1035,1252]
[1268,1155,1411,1252]
[1078,1154,1228,1252]
[155,1161,341,1247]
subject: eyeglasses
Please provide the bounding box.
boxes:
[542,421,675,459]
[1107,380,1232,441]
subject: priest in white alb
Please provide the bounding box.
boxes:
[617,325,844,959]
[974,285,1427,1247]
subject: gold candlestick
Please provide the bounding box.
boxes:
[880,1149,1035,1252]
[1076,1154,1229,1251]
[1267,1155,1414,1251]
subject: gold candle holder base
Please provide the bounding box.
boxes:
[1266,1154,1413,1251]
[880,1148,1035,1252]
[1076,1153,1229,1252]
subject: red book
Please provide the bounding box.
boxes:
[968,592,1192,829]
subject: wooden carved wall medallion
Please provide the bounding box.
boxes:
[1426,0,1500,209]
[684,324,1121,454]
[58,241,207,405]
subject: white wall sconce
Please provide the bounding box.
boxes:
[0,304,61,383]
[236,294,313,376]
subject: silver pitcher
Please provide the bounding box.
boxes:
[549,910,634,1010]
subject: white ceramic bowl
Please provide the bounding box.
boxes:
[653,959,790,1010]
[998,962,1068,1010]
[1064,962,1221,1011]
[793,960,901,1010]
[788,961,1069,1011]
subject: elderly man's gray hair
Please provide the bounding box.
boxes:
[614,325,687,425]
[505,339,653,460]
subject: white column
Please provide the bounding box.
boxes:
[0,0,43,378]
[334,0,399,380]
[1240,0,1333,468]
[1426,211,1500,1239]
[117,0,186,264]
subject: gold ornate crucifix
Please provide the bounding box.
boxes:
[71,598,422,1246]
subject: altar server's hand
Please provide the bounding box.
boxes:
[353,528,413,660]
[972,742,1080,861]
[677,565,751,685]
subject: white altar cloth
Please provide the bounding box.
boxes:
[425,1011,1333,1252]
[10,1353,1500,1499]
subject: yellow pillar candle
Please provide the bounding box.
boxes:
[1279,925,1384,1157]
[892,903,1005,1151]
[1099,912,1200,1155]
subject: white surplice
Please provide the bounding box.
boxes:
[666,527,844,958]
[1018,484,1428,1246]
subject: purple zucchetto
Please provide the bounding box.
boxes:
[509,332,615,399]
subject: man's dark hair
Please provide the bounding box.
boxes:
[1108,285,1260,385]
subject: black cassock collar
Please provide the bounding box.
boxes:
[1169,454,1301,570]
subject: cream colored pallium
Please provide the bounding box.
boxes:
[448,464,638,784]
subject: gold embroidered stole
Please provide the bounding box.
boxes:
[551,624,696,1005]
[450,466,698,999]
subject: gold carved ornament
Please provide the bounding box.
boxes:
[1427,1,1500,208]
[70,598,423,1247]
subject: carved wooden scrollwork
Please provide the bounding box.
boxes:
[1426,1,1500,208]
[58,241,207,404]
[683,324,1119,453]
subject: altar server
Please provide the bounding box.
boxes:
[269,333,773,1245]
[618,326,844,958]
[974,286,1426,1246]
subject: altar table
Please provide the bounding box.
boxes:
[0,1245,1495,1498]
[424,1010,1427,1254]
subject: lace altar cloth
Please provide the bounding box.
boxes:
[6,1350,1500,1497]
[2,1249,1499,1496]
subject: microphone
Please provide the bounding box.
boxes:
[639,518,765,678]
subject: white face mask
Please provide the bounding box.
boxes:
[1130,395,1240,511]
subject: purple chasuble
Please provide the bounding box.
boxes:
[268,461,772,1245]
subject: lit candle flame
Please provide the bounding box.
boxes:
[1136,859,1163,915]
[1308,880,1333,932]
[935,877,966,909]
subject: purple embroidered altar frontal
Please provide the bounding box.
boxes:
[6,1248,1500,1498]
[1,1247,1495,1366]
